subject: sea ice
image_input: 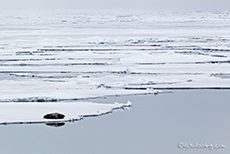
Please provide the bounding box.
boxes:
[0,10,230,124]
[0,101,132,125]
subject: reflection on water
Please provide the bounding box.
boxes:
[46,123,65,127]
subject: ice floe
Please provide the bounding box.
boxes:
[0,101,132,125]
[0,10,230,124]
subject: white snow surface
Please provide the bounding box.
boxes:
[0,10,230,101]
[1,10,230,124]
[0,101,132,124]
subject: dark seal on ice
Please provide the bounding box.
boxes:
[43,113,65,119]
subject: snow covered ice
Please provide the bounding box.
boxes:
[0,10,230,124]
[0,101,132,125]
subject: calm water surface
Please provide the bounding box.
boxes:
[0,90,229,154]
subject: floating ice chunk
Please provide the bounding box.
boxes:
[146,87,162,94]
[125,101,132,107]
[0,101,131,125]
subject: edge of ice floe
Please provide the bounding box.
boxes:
[0,90,162,102]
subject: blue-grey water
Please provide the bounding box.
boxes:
[0,90,229,154]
